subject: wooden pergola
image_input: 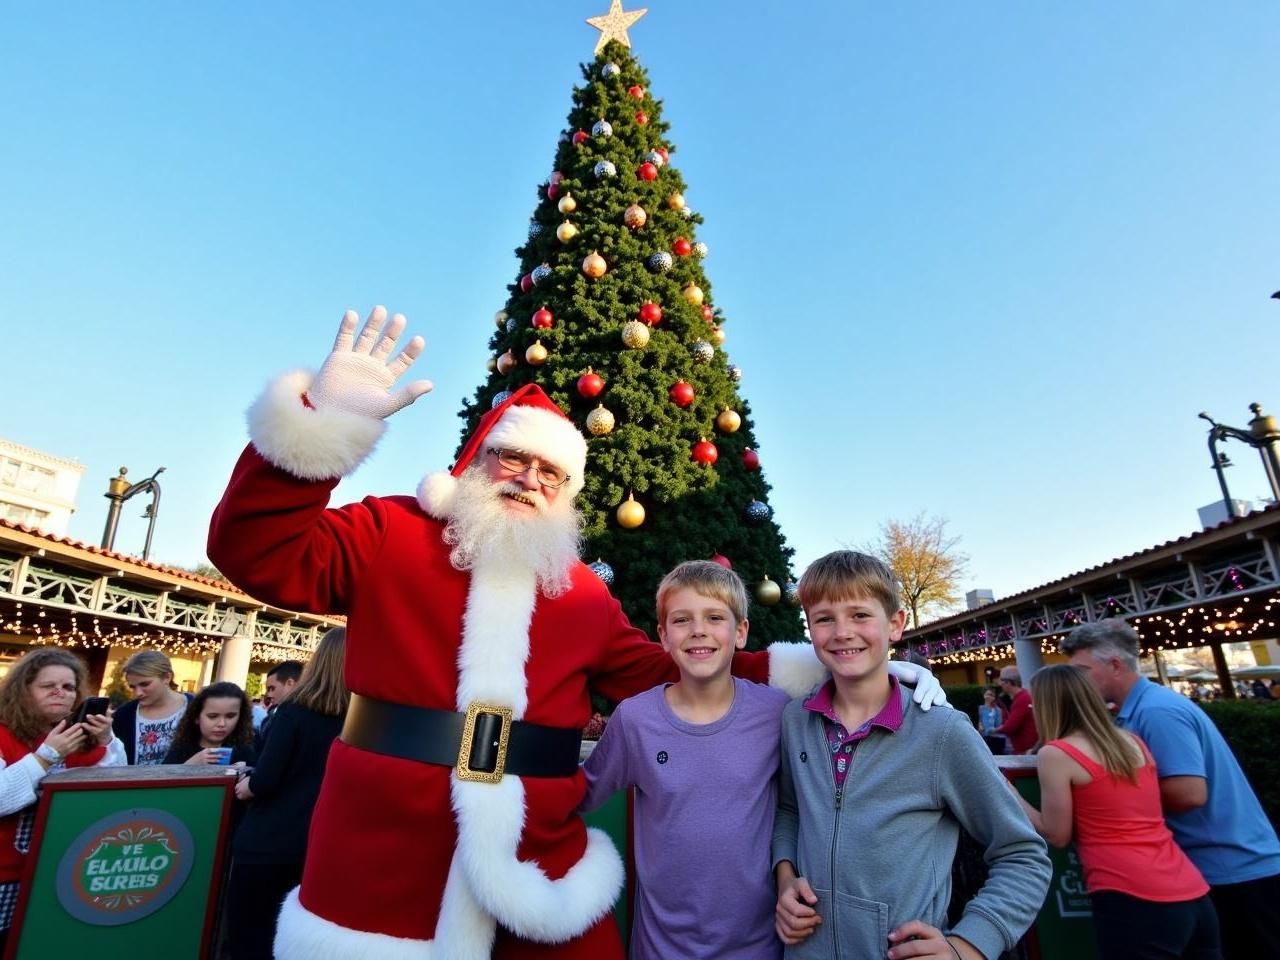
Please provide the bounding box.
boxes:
[902,506,1280,696]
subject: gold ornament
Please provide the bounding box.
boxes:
[666,192,685,211]
[494,309,509,330]
[525,340,549,366]
[586,0,648,55]
[583,251,608,278]
[716,408,741,433]
[558,193,578,214]
[496,349,516,375]
[486,356,497,372]
[755,576,782,606]
[682,282,704,305]
[710,325,726,346]
[623,203,648,229]
[556,221,579,243]
[621,320,651,348]
[585,403,616,436]
[616,492,646,529]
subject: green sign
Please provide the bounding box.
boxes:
[56,809,194,925]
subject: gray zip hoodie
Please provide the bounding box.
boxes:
[772,683,1051,959]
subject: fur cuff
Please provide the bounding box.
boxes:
[767,642,829,698]
[248,370,386,481]
[273,887,430,960]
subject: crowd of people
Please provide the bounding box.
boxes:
[2,307,1275,959]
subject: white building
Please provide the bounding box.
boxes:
[0,438,86,535]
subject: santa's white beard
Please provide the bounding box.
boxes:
[442,467,583,597]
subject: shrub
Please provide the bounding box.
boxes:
[1200,699,1280,825]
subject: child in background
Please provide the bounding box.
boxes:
[581,561,788,959]
[163,681,256,766]
[773,551,1050,960]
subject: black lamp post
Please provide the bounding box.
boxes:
[101,466,166,559]
[1198,404,1280,519]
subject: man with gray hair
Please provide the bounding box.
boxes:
[1062,619,1280,959]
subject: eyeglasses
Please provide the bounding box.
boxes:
[487,447,570,488]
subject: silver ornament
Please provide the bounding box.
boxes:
[491,390,514,409]
[592,119,614,139]
[528,221,544,240]
[727,364,743,382]
[681,207,694,219]
[691,340,714,363]
[593,160,617,179]
[644,150,665,168]
[589,559,616,586]
[692,241,709,258]
[784,581,801,605]
[647,251,673,273]
[531,263,553,285]
[601,62,621,79]
[745,500,772,524]
[505,316,519,334]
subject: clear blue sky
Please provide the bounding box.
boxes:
[4,2,1278,610]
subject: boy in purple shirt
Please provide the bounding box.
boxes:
[582,560,949,958]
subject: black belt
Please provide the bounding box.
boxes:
[341,693,582,783]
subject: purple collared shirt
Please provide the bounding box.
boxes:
[803,675,904,789]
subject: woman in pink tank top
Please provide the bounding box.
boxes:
[1016,665,1221,960]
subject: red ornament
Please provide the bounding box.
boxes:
[742,448,761,471]
[531,306,554,329]
[701,304,714,322]
[692,439,719,465]
[673,237,692,257]
[635,111,649,126]
[577,369,605,398]
[628,85,645,99]
[710,554,732,570]
[655,147,669,164]
[669,381,695,407]
[638,301,663,325]
[572,130,589,145]
[638,162,658,181]
[550,171,565,185]
[547,182,561,201]
[519,274,534,293]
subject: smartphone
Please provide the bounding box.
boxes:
[72,697,111,725]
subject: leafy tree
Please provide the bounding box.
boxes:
[457,41,803,646]
[864,513,969,629]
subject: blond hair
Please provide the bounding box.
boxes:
[797,550,901,616]
[121,649,175,682]
[283,628,349,718]
[656,561,749,625]
[1031,665,1140,784]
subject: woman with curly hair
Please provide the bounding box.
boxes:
[0,648,125,949]
[162,681,255,766]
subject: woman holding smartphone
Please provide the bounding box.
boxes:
[163,682,255,766]
[0,649,125,950]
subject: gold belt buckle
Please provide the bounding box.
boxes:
[456,702,514,784]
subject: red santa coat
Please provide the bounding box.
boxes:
[209,372,823,958]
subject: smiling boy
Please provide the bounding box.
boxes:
[772,551,1050,960]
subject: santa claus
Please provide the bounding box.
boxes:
[208,307,943,958]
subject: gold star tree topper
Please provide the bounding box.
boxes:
[586,0,648,54]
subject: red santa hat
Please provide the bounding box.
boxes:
[418,384,587,518]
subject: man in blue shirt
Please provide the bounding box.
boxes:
[1063,619,1280,959]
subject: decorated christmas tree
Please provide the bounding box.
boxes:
[458,8,803,647]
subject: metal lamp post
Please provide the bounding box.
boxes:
[101,466,166,559]
[1198,404,1280,519]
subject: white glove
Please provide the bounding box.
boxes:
[886,660,948,711]
[307,306,434,420]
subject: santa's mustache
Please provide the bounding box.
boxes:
[496,482,548,513]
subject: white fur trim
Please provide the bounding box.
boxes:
[767,642,829,698]
[417,470,458,520]
[273,886,432,960]
[434,855,498,960]
[443,554,625,942]
[487,405,587,498]
[248,369,386,481]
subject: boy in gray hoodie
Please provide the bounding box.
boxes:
[772,551,1050,959]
